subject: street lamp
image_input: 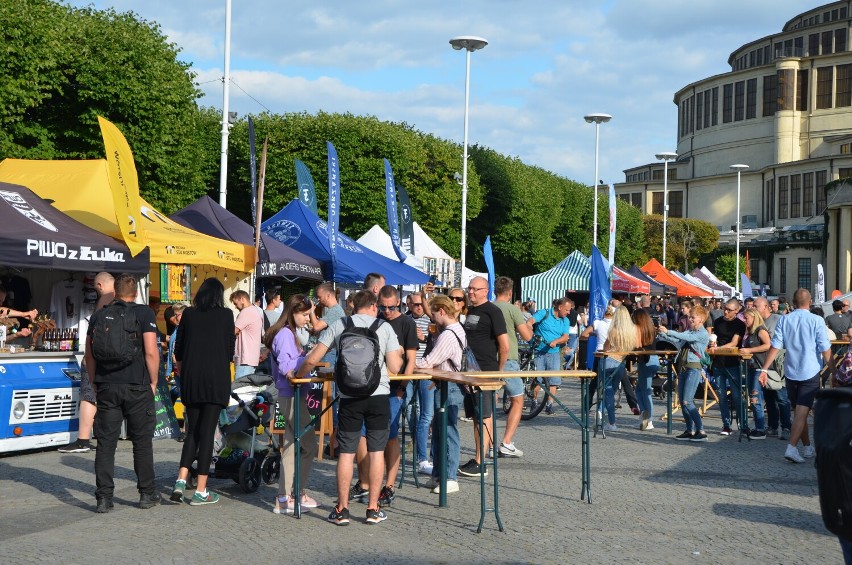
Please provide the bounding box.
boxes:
[450,35,488,277]
[731,164,749,295]
[585,113,612,247]
[655,152,677,268]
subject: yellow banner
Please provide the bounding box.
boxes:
[98,116,146,256]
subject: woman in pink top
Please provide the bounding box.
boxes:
[265,294,319,515]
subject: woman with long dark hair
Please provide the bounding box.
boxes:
[170,278,235,505]
[266,294,320,514]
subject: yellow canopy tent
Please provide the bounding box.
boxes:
[0,159,255,271]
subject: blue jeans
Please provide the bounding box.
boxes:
[636,356,659,418]
[535,351,562,387]
[678,368,704,433]
[431,382,463,481]
[763,386,792,431]
[234,364,257,379]
[565,334,579,367]
[601,357,625,425]
[714,364,742,428]
[747,369,766,431]
[416,379,435,463]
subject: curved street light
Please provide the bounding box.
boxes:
[656,152,677,268]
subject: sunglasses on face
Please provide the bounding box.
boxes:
[450,296,465,302]
[410,302,424,307]
[378,305,399,312]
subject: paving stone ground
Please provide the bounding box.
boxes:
[0,381,844,564]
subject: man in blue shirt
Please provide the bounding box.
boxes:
[531,298,572,414]
[759,288,832,464]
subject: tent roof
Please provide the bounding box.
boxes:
[0,181,150,272]
[626,265,674,295]
[171,196,322,280]
[0,159,255,271]
[672,270,719,297]
[261,200,429,285]
[612,265,650,294]
[641,259,713,297]
[521,250,590,306]
[697,266,736,295]
[356,225,425,270]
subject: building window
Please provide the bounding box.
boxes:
[669,190,684,218]
[734,81,745,121]
[790,174,801,218]
[703,89,711,128]
[817,67,834,109]
[746,78,757,119]
[778,70,794,110]
[750,259,760,284]
[779,176,789,219]
[763,74,778,116]
[749,50,756,67]
[803,172,814,217]
[797,69,809,111]
[823,30,834,55]
[712,87,719,126]
[723,83,733,123]
[618,193,630,204]
[798,258,812,291]
[838,64,852,107]
[652,169,663,181]
[652,192,663,215]
[809,32,820,55]
[795,36,804,56]
[689,96,694,134]
[696,91,704,130]
[680,100,687,137]
[816,170,827,214]
[668,168,677,181]
[842,143,852,154]
[839,167,852,178]
[780,258,787,294]
[766,178,775,222]
[837,28,847,52]
[757,47,764,66]
[631,193,642,209]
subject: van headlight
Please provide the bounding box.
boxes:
[13,401,25,419]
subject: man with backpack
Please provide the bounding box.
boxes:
[296,290,403,526]
[86,273,160,513]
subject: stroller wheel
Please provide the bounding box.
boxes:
[261,454,281,485]
[239,457,261,493]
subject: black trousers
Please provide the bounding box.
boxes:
[179,403,223,476]
[94,383,155,499]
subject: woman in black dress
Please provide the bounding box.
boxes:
[170,278,235,505]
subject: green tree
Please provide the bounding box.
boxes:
[642,216,719,270]
[713,252,747,288]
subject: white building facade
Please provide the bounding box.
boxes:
[615,1,852,295]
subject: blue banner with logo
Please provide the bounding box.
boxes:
[587,245,612,369]
[248,117,257,226]
[484,235,495,301]
[383,158,407,262]
[295,159,318,214]
[397,183,414,255]
[326,142,340,273]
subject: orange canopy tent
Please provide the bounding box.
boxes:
[641,258,713,297]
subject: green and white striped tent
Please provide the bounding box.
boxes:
[521,250,591,308]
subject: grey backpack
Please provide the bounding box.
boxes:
[335,317,383,397]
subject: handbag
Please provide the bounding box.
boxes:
[763,368,785,391]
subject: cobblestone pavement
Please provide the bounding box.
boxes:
[0,381,843,564]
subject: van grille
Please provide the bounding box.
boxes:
[10,388,79,424]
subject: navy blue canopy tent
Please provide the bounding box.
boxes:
[261,200,430,285]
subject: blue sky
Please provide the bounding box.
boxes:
[66,0,818,186]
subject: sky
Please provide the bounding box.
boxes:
[65,0,819,186]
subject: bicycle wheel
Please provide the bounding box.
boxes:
[520,377,548,420]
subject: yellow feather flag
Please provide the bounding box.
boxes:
[97,116,146,256]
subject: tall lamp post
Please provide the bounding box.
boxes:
[585,113,612,247]
[731,164,749,295]
[450,35,488,277]
[655,152,677,268]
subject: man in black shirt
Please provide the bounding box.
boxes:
[459,276,508,477]
[826,300,852,340]
[711,298,747,436]
[86,273,160,513]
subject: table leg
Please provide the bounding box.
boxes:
[739,359,750,442]
[581,377,592,503]
[594,359,603,438]
[490,392,503,532]
[476,389,487,533]
[399,391,407,488]
[666,362,673,435]
[438,380,448,508]
[293,385,302,519]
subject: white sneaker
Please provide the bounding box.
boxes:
[784,444,805,464]
[645,421,655,430]
[604,423,618,432]
[802,445,815,458]
[498,442,523,458]
[417,460,433,475]
[431,480,459,494]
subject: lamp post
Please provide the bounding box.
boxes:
[585,113,612,247]
[731,164,749,295]
[218,0,232,208]
[655,152,677,268]
[450,35,488,278]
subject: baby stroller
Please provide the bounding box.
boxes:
[191,373,281,493]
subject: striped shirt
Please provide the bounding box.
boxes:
[409,312,431,360]
[416,323,465,372]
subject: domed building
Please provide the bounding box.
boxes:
[615,1,852,296]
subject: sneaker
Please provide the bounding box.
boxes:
[498,442,523,458]
[785,444,805,464]
[170,480,186,502]
[632,407,641,416]
[273,495,293,515]
[675,431,694,441]
[365,507,388,525]
[639,410,650,430]
[544,403,555,415]
[529,399,538,414]
[720,426,733,436]
[377,486,395,508]
[422,477,439,490]
[189,491,220,505]
[749,430,767,440]
[458,416,473,422]
[95,497,113,514]
[176,431,186,443]
[58,439,92,453]
[431,480,459,494]
[139,492,161,509]
[690,432,709,442]
[802,445,815,458]
[417,460,434,475]
[348,483,369,502]
[458,458,488,477]
[327,505,350,526]
[300,493,320,508]
[645,421,655,431]
[765,428,779,437]
[779,428,790,441]
[603,423,618,432]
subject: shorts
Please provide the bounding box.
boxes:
[786,374,820,409]
[79,364,96,405]
[387,391,406,441]
[503,359,523,397]
[535,351,562,387]
[337,395,390,454]
[463,389,494,420]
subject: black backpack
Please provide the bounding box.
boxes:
[91,300,142,372]
[335,317,383,397]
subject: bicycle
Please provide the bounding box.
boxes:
[501,336,552,420]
